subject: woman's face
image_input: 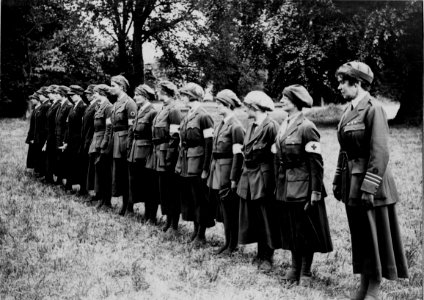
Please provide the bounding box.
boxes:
[157,90,171,105]
[134,93,147,106]
[217,102,230,117]
[337,76,358,100]
[110,81,122,96]
[180,94,190,106]
[279,95,297,114]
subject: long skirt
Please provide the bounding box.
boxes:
[238,195,279,246]
[180,176,215,228]
[157,171,180,218]
[26,143,39,169]
[86,153,96,191]
[95,153,112,202]
[112,157,129,197]
[79,151,89,194]
[270,200,333,253]
[346,203,409,280]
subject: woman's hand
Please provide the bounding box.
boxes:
[333,184,341,201]
[311,191,321,205]
[361,192,374,209]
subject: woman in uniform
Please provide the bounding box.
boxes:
[25,94,40,172]
[108,75,137,216]
[147,81,182,237]
[127,84,158,223]
[33,87,51,179]
[237,91,279,272]
[86,84,113,209]
[272,84,333,285]
[176,83,214,246]
[207,89,244,255]
[333,61,408,300]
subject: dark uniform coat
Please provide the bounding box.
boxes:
[45,100,62,181]
[54,100,73,180]
[207,115,244,190]
[237,116,278,201]
[33,100,51,175]
[25,105,39,169]
[272,113,332,253]
[127,103,157,206]
[108,93,137,197]
[333,93,408,280]
[146,102,182,219]
[64,100,87,185]
[80,99,100,192]
[176,106,214,226]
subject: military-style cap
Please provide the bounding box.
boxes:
[180,82,204,101]
[47,85,59,94]
[157,80,178,98]
[93,84,111,97]
[336,61,374,84]
[244,91,274,111]
[56,85,70,96]
[282,84,313,108]
[68,85,85,96]
[36,86,49,97]
[111,75,129,92]
[215,89,241,109]
[134,84,155,101]
[84,84,96,95]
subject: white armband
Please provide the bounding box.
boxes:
[106,118,111,125]
[271,143,277,154]
[203,128,214,138]
[305,141,321,154]
[170,124,179,134]
[232,143,243,154]
[128,119,135,126]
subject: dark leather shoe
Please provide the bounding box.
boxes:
[118,207,126,216]
[214,244,228,255]
[299,275,312,287]
[251,256,262,266]
[284,268,300,282]
[193,236,206,248]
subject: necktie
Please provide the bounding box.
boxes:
[249,123,257,139]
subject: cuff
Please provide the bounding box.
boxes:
[361,171,382,195]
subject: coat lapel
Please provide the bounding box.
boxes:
[281,113,304,142]
[246,115,270,145]
[340,94,370,127]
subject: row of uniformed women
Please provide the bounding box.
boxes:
[26,61,408,299]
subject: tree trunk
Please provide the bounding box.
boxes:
[132,1,144,87]
[117,34,129,75]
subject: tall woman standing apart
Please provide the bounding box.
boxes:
[176,83,215,246]
[271,84,332,285]
[333,62,408,300]
[108,75,137,216]
[237,91,279,272]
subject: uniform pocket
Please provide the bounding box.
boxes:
[158,143,169,168]
[187,146,205,175]
[118,131,128,156]
[135,140,152,159]
[286,167,309,200]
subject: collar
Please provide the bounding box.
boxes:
[74,98,82,107]
[254,112,267,126]
[287,111,302,123]
[117,93,126,103]
[351,91,369,109]
[139,101,150,113]
[188,101,201,115]
[223,112,234,124]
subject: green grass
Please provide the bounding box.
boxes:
[0,118,421,299]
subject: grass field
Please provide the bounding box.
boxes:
[0,117,421,300]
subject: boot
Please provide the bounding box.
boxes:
[188,222,199,243]
[193,225,207,247]
[364,278,380,300]
[299,252,314,287]
[350,274,369,300]
[215,224,230,255]
[284,251,302,282]
[257,242,274,272]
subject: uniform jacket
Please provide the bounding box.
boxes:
[146,102,182,172]
[127,103,157,164]
[80,100,100,154]
[207,115,245,190]
[107,93,137,159]
[55,100,73,149]
[45,101,62,149]
[34,101,51,146]
[237,115,278,201]
[25,106,38,144]
[64,100,87,152]
[175,106,214,177]
[333,93,399,207]
[274,113,326,202]
[90,100,112,154]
